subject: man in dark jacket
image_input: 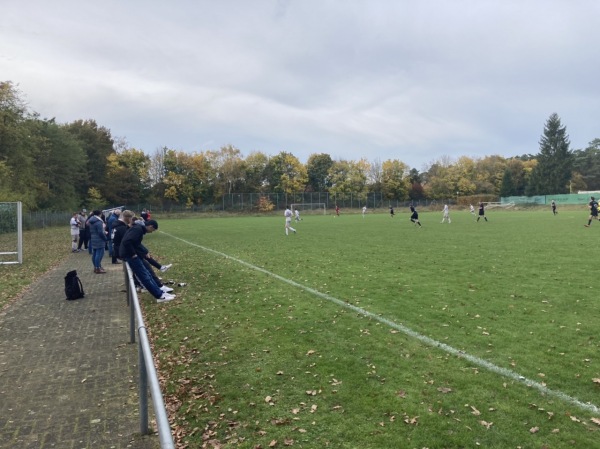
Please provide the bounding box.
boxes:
[120,219,175,302]
[106,209,120,259]
[77,209,88,250]
[111,211,130,264]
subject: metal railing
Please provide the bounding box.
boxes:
[123,262,175,449]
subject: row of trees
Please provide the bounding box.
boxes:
[1,81,599,211]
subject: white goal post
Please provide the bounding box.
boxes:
[0,201,23,265]
[485,202,515,209]
[290,203,327,214]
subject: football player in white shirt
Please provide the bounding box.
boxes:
[441,204,451,223]
[284,206,297,235]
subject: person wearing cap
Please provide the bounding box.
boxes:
[77,209,88,251]
[120,219,175,302]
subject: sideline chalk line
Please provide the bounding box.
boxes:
[161,231,600,415]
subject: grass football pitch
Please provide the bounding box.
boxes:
[143,209,600,448]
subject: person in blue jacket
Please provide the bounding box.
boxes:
[88,210,108,273]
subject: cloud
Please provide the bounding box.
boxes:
[1,0,599,169]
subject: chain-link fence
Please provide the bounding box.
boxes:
[0,202,23,264]
[131,192,452,214]
[24,210,73,229]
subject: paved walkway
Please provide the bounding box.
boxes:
[0,251,162,449]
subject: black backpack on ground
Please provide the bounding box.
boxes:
[65,270,85,300]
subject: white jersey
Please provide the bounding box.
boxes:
[443,205,449,216]
[284,209,293,220]
[70,217,80,234]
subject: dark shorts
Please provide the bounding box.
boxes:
[479,210,485,216]
[411,212,418,220]
[592,210,598,217]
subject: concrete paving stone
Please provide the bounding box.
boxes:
[0,252,162,449]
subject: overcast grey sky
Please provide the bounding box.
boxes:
[1,0,598,170]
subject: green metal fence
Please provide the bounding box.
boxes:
[502,193,600,205]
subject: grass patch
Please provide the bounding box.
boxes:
[0,227,70,309]
[142,209,600,448]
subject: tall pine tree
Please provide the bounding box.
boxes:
[499,168,516,198]
[526,113,573,195]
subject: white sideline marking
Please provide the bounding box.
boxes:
[162,232,600,415]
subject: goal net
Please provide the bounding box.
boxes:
[0,202,23,264]
[290,203,327,215]
[486,202,515,210]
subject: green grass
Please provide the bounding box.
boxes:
[140,209,600,448]
[4,211,598,447]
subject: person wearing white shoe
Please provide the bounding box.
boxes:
[157,293,176,303]
[284,206,297,235]
[132,218,173,273]
[160,285,174,293]
[441,204,451,224]
[120,219,166,300]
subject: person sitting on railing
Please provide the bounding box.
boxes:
[119,219,175,303]
[119,214,174,294]
[130,218,174,295]
[133,218,173,273]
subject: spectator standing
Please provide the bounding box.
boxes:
[70,212,80,252]
[88,210,108,273]
[111,209,131,263]
[77,209,88,250]
[106,210,120,259]
[84,213,94,254]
